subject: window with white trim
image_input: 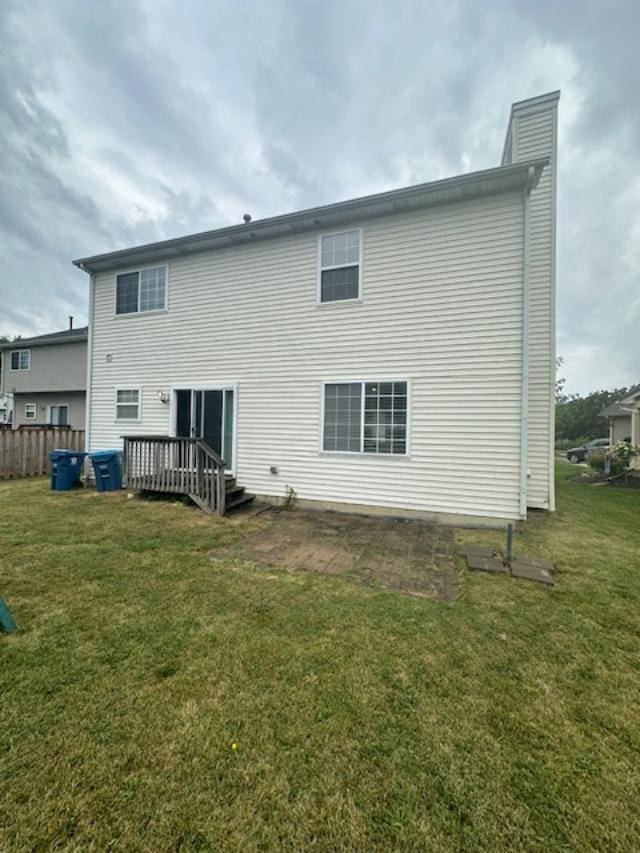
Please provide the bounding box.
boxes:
[323,381,407,454]
[319,230,360,302]
[24,403,37,419]
[11,349,31,370]
[115,389,140,420]
[116,266,166,315]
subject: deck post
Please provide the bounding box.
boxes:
[122,438,129,487]
[217,464,226,516]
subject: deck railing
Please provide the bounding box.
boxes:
[122,435,226,515]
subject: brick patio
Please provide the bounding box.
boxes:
[214,507,459,600]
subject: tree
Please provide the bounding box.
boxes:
[555,386,630,443]
[555,356,567,403]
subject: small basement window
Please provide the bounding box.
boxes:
[24,403,37,419]
[319,230,361,303]
[323,380,407,454]
[115,388,140,421]
[116,266,167,315]
[11,349,31,370]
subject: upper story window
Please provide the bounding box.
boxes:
[10,349,31,370]
[24,403,37,419]
[116,266,167,315]
[318,230,361,303]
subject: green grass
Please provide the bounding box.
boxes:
[1,465,639,851]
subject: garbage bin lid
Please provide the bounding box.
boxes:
[50,449,87,458]
[89,448,121,459]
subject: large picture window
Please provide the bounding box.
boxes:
[116,266,166,315]
[318,230,361,303]
[323,381,407,455]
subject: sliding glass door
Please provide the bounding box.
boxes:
[174,387,235,472]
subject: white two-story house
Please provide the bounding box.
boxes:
[74,92,559,524]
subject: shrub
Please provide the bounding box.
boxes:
[588,444,638,477]
[587,450,624,477]
[611,442,638,469]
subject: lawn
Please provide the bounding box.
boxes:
[1,464,639,851]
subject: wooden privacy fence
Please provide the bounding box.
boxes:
[0,428,86,479]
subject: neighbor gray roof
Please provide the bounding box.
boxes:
[73,158,549,273]
[601,383,640,417]
[622,383,640,402]
[0,327,88,350]
[601,402,633,417]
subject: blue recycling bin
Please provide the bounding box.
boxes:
[49,450,88,491]
[90,449,123,492]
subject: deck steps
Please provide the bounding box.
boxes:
[224,477,255,512]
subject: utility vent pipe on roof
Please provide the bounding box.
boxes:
[69,315,74,330]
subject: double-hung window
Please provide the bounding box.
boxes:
[319,230,361,303]
[323,381,408,454]
[116,266,166,315]
[24,403,37,419]
[115,388,140,421]
[11,349,31,370]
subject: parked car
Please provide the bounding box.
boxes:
[566,438,609,464]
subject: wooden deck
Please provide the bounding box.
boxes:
[123,435,228,515]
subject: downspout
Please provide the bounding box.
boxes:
[82,265,94,462]
[519,166,535,518]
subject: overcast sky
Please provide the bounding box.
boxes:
[1,0,638,395]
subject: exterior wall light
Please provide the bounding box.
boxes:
[157,391,169,404]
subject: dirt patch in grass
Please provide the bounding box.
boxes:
[214,507,459,599]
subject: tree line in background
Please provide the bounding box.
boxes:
[555,357,631,444]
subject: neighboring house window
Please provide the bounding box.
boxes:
[24,403,37,419]
[115,388,140,420]
[116,266,166,315]
[11,349,31,370]
[49,405,69,426]
[319,230,361,303]
[323,381,407,454]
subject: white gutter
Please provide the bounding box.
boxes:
[519,166,535,518]
[83,267,94,460]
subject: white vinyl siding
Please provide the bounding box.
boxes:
[89,191,527,521]
[509,96,558,510]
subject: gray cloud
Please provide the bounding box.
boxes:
[0,0,638,394]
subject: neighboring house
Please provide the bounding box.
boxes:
[0,326,88,430]
[601,385,640,468]
[74,92,559,523]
